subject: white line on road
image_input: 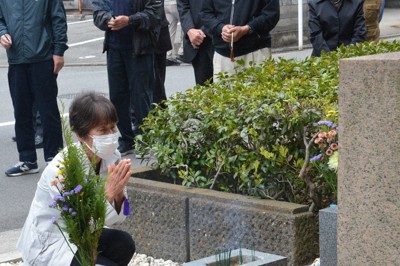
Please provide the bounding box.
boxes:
[68,37,104,47]
[0,114,69,128]
[0,121,15,127]
[68,19,93,25]
[66,19,104,47]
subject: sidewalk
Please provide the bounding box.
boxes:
[0,8,399,265]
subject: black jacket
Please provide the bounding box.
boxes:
[177,0,213,63]
[92,0,162,55]
[308,0,367,57]
[200,0,280,58]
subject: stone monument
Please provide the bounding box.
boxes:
[338,52,400,264]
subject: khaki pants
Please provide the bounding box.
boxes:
[213,47,271,81]
[364,0,382,41]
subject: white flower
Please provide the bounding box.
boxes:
[328,151,338,171]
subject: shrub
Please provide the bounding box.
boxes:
[136,40,400,212]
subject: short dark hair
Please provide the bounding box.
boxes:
[69,92,118,138]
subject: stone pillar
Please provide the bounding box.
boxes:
[319,205,337,266]
[338,52,400,265]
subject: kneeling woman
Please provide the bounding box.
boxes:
[17,92,135,266]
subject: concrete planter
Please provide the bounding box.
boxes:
[115,167,318,266]
[182,248,287,266]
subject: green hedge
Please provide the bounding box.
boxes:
[136,40,400,211]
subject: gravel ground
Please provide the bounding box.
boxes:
[0,253,181,266]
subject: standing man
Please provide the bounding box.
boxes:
[0,0,67,176]
[178,0,214,86]
[308,0,366,57]
[154,0,172,107]
[165,0,184,66]
[92,0,162,156]
[201,0,280,78]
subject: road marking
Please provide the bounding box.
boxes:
[68,37,104,47]
[0,121,14,127]
[68,19,93,25]
[78,55,96,59]
[67,19,103,47]
[0,113,69,128]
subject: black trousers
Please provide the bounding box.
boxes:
[153,51,168,107]
[192,38,213,86]
[107,48,154,143]
[8,60,63,162]
[70,228,135,266]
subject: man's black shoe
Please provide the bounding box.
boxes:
[166,58,180,66]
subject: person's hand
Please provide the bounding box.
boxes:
[108,16,130,31]
[105,159,132,204]
[221,25,250,43]
[53,55,64,74]
[221,24,234,43]
[187,29,206,49]
[0,34,12,49]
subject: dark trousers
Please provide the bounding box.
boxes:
[107,49,154,145]
[33,108,43,138]
[8,61,63,162]
[192,38,213,86]
[154,51,167,107]
[70,228,135,266]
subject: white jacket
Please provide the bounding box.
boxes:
[17,143,128,265]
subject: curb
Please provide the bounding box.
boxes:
[0,229,22,264]
[0,251,22,264]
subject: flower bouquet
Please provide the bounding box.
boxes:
[310,120,339,202]
[49,119,107,266]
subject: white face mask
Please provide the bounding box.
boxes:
[85,132,119,160]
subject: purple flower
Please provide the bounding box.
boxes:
[51,217,58,224]
[123,198,131,216]
[71,211,77,216]
[62,191,71,197]
[73,184,83,194]
[62,205,69,212]
[317,120,333,127]
[310,154,323,162]
[49,201,58,208]
[53,195,65,202]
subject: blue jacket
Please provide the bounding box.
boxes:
[0,0,68,64]
[308,0,367,57]
[200,0,280,58]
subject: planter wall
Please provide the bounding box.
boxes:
[115,167,318,266]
